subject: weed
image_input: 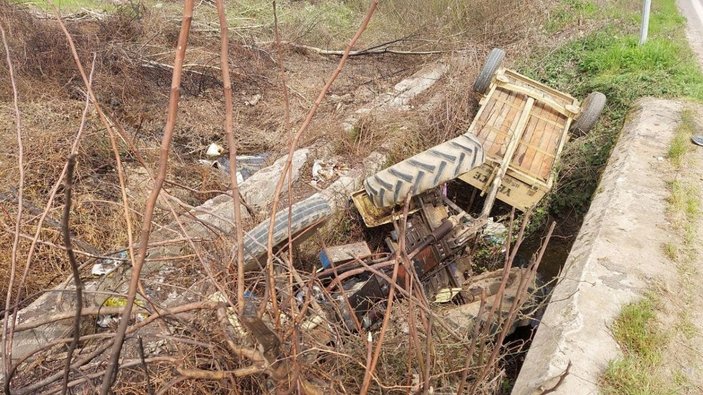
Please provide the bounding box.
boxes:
[523,0,703,220]
[602,294,674,394]
[612,295,663,364]
[668,179,700,236]
[675,310,699,339]
[544,0,598,33]
[17,0,116,13]
[602,356,671,395]
[663,242,678,261]
[668,109,697,168]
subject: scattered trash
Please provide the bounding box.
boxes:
[199,158,245,183]
[434,287,462,303]
[97,296,148,328]
[244,93,262,106]
[483,218,508,246]
[97,315,119,328]
[310,158,349,188]
[311,160,324,180]
[91,250,128,276]
[206,143,225,157]
[200,146,269,183]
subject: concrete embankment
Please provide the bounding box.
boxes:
[513,98,685,394]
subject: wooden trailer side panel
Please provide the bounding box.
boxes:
[462,70,573,211]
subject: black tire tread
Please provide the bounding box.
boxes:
[364,133,485,208]
[242,195,331,272]
[570,92,606,136]
[473,48,505,94]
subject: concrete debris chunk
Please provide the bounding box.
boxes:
[91,250,128,276]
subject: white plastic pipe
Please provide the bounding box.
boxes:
[640,0,651,45]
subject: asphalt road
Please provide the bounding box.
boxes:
[679,0,703,65]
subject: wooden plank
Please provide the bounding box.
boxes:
[531,105,560,179]
[514,102,544,173]
[502,92,524,153]
[538,106,566,179]
[485,89,513,153]
[482,88,518,157]
[530,104,549,178]
[481,96,535,216]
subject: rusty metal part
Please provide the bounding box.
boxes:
[319,242,372,269]
[337,275,389,330]
[351,189,420,228]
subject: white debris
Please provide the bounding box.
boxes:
[311,159,324,180]
[434,287,462,303]
[245,93,262,106]
[206,143,225,157]
[91,251,127,276]
[310,159,350,188]
[483,218,508,246]
[97,315,118,328]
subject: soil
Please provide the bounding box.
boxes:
[658,4,703,390]
[658,107,703,392]
[0,3,436,302]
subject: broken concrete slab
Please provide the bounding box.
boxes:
[241,148,310,214]
[343,63,449,132]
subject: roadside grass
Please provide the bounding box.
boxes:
[524,0,703,217]
[668,109,697,168]
[603,107,702,394]
[544,0,598,33]
[601,294,674,395]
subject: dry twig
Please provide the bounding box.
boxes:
[213,0,245,315]
[99,0,195,391]
[60,155,81,395]
[0,22,24,384]
[262,0,380,344]
[360,193,409,394]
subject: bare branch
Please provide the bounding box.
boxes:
[0,21,24,385]
[213,0,244,314]
[99,0,195,391]
[263,0,379,330]
[360,192,409,395]
[60,155,81,395]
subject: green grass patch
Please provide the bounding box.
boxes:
[668,179,701,242]
[15,0,115,13]
[667,109,697,168]
[601,294,673,394]
[611,295,664,364]
[662,242,679,261]
[524,0,703,217]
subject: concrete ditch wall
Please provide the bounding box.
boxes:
[512,98,684,394]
